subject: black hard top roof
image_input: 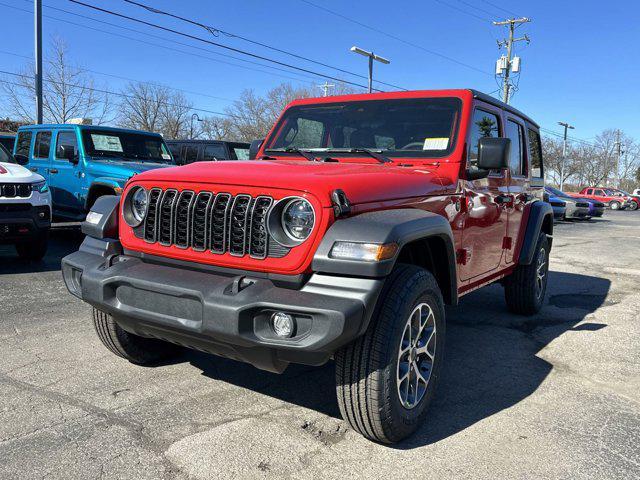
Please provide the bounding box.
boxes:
[469,89,539,128]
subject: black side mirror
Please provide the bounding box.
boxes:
[249,139,264,160]
[60,145,78,164]
[466,137,511,180]
[14,153,28,165]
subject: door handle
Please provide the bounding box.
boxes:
[49,168,59,174]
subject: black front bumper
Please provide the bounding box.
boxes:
[0,204,51,244]
[62,237,384,372]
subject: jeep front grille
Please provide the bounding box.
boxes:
[141,189,277,259]
[0,183,31,198]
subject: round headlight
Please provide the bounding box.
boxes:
[131,187,148,223]
[281,198,315,241]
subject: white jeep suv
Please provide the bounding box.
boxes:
[0,143,51,260]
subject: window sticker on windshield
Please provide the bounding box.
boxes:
[423,137,449,150]
[161,153,171,160]
[91,134,123,152]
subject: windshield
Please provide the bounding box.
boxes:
[266,97,462,159]
[81,129,172,162]
[546,186,572,198]
[0,143,15,163]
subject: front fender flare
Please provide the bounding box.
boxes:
[518,201,554,265]
[312,209,457,303]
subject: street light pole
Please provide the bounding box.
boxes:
[190,113,202,139]
[558,121,574,192]
[34,0,43,124]
[350,46,390,93]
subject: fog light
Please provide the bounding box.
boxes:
[271,312,295,338]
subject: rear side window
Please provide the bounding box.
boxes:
[34,131,52,159]
[55,131,78,159]
[203,144,226,160]
[15,131,32,156]
[468,109,501,168]
[182,145,198,164]
[505,120,524,176]
[595,189,604,196]
[527,128,543,179]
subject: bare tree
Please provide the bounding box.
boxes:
[2,37,111,124]
[118,82,193,138]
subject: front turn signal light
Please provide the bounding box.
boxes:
[329,242,399,262]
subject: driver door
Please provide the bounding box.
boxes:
[50,129,84,214]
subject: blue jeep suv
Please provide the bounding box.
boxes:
[14,124,173,220]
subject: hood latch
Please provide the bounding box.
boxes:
[331,189,351,217]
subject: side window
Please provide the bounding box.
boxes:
[34,131,52,159]
[55,131,78,160]
[594,189,604,196]
[505,120,524,176]
[203,144,227,161]
[468,109,500,167]
[527,128,543,178]
[586,189,593,195]
[15,131,32,156]
[181,145,198,164]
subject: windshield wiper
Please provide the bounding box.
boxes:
[265,147,317,162]
[323,148,392,164]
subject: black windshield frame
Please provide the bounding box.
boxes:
[266,97,463,159]
[81,129,172,162]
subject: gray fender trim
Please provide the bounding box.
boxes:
[518,201,554,265]
[81,195,119,239]
[312,209,457,303]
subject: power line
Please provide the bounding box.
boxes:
[455,0,501,18]
[121,0,405,91]
[297,0,493,77]
[481,0,521,18]
[6,1,324,86]
[433,0,493,22]
[67,0,384,92]
[0,69,237,118]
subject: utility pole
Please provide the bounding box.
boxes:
[558,121,574,192]
[494,17,530,104]
[350,46,390,93]
[317,81,335,97]
[34,0,43,124]
[614,129,623,188]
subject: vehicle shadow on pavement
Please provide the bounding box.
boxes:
[179,270,611,446]
[396,270,611,449]
[0,226,83,274]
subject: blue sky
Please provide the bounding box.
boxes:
[1,0,639,142]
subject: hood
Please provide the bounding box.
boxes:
[132,159,454,206]
[88,158,171,181]
[0,161,45,183]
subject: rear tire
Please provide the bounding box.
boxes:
[504,233,549,315]
[15,232,48,261]
[335,264,445,444]
[628,202,638,211]
[92,308,181,365]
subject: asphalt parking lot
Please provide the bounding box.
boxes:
[1,212,639,479]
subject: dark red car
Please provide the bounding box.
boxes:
[568,187,633,210]
[62,89,553,443]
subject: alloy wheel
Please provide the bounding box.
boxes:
[396,302,436,410]
[535,247,547,299]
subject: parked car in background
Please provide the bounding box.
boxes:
[14,124,173,220]
[567,187,632,210]
[166,140,250,165]
[610,188,640,211]
[0,134,15,152]
[546,186,604,218]
[545,191,567,219]
[545,187,590,219]
[0,143,51,260]
[633,188,640,196]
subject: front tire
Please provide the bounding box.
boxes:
[92,308,181,365]
[504,233,549,315]
[335,264,445,443]
[610,200,621,210]
[15,232,48,261]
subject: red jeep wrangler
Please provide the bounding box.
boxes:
[62,89,553,443]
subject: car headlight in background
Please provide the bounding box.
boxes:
[123,186,148,227]
[33,180,49,193]
[281,198,315,241]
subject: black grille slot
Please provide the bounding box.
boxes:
[229,195,252,256]
[1,183,31,198]
[143,188,163,243]
[174,191,195,248]
[249,196,273,259]
[210,193,232,253]
[191,192,213,251]
[158,189,178,246]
